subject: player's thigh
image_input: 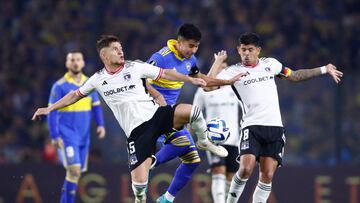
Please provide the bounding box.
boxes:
[259,126,285,166]
[224,145,239,173]
[130,157,152,183]
[239,126,261,159]
[57,141,81,169]
[173,104,192,129]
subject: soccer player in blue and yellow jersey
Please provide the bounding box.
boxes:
[147,23,234,203]
[47,52,106,203]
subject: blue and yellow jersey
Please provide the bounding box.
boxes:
[47,72,104,145]
[147,39,199,105]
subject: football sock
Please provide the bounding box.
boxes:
[189,105,207,141]
[164,191,175,202]
[226,173,248,203]
[60,180,77,203]
[132,181,148,200]
[168,162,199,197]
[225,180,231,194]
[211,174,226,203]
[252,181,272,203]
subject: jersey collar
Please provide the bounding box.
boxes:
[167,39,185,61]
[104,65,124,75]
[242,60,259,68]
[64,72,87,86]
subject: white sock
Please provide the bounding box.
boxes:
[252,181,272,203]
[212,174,226,203]
[189,105,207,141]
[225,180,231,194]
[226,173,248,203]
[132,181,147,200]
[165,191,175,202]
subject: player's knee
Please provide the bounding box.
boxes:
[66,167,81,183]
[238,165,253,178]
[212,166,226,174]
[259,170,275,183]
[180,150,201,165]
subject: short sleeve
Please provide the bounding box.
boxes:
[77,74,96,97]
[137,62,163,81]
[269,58,291,77]
[147,53,165,68]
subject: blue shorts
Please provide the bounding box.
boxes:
[57,141,89,172]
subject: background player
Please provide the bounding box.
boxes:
[146,24,239,203]
[47,52,106,203]
[33,35,241,203]
[193,55,240,203]
[205,33,343,203]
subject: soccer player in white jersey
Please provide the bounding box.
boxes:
[205,33,343,203]
[32,35,243,203]
[193,79,241,203]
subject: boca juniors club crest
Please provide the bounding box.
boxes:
[185,62,191,71]
[123,72,131,81]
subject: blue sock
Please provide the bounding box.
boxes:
[60,180,78,203]
[168,162,199,196]
[155,144,188,166]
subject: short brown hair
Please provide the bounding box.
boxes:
[96,35,120,53]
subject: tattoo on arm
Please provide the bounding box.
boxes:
[287,68,322,82]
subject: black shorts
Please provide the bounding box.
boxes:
[127,105,175,171]
[206,145,239,173]
[239,125,285,166]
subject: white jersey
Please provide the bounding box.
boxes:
[193,86,240,146]
[77,60,163,137]
[217,57,284,128]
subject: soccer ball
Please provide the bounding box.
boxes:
[206,118,230,145]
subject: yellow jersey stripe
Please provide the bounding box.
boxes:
[148,78,184,89]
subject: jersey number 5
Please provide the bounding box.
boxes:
[128,141,136,154]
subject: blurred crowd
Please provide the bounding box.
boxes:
[0,0,359,165]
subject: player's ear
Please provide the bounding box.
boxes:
[99,49,106,61]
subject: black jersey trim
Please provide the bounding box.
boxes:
[231,85,245,123]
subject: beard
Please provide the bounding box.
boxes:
[69,69,81,75]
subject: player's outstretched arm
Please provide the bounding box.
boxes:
[161,69,207,86]
[285,64,343,83]
[145,80,166,106]
[32,90,82,120]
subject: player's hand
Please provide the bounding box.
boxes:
[51,137,64,149]
[155,95,167,106]
[190,77,207,87]
[97,126,106,139]
[229,72,248,84]
[325,64,343,83]
[214,50,227,62]
[32,107,51,120]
